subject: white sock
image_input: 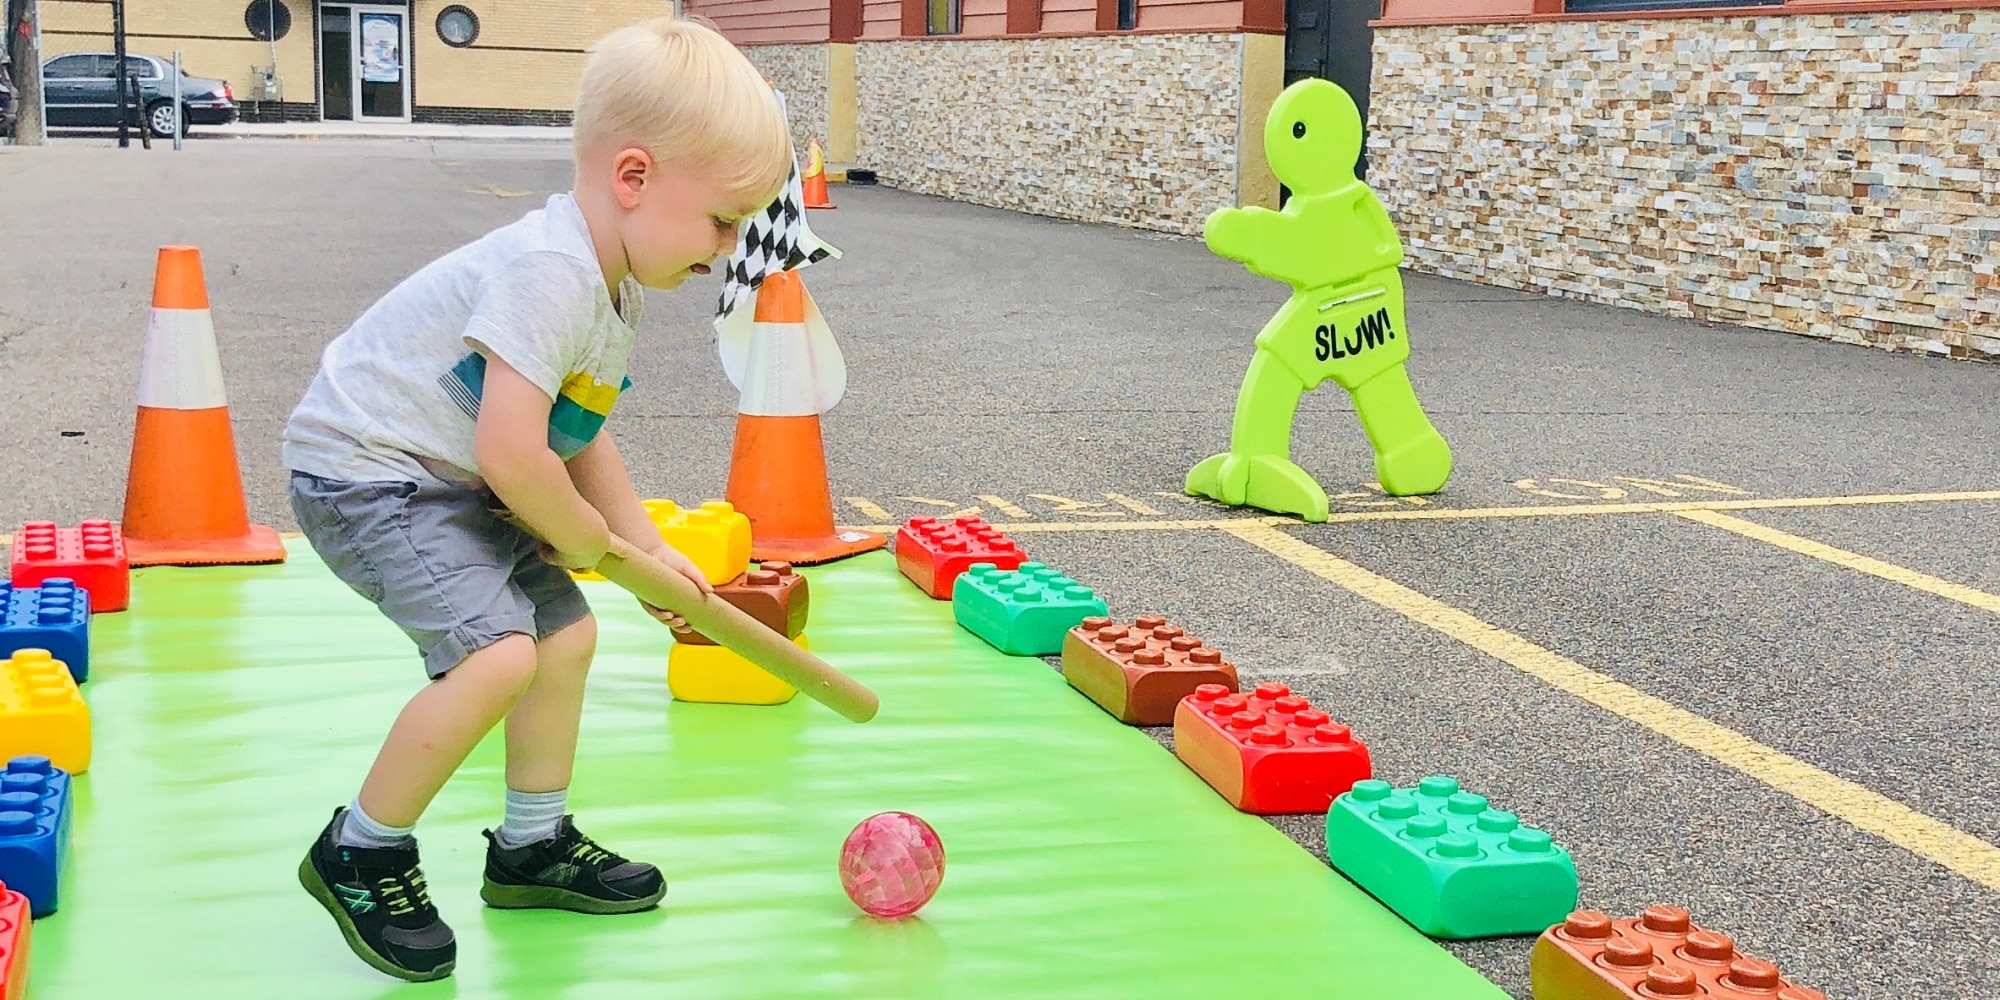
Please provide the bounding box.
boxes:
[339,797,415,849]
[496,787,567,848]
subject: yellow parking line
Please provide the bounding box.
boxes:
[1676,510,2000,616]
[835,487,2000,535]
[1220,520,2000,894]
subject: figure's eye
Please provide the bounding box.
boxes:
[1293,121,1307,139]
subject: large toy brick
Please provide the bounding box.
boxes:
[952,562,1108,657]
[1063,615,1239,726]
[9,520,127,612]
[0,580,89,684]
[668,634,808,706]
[1174,682,1371,814]
[682,561,809,646]
[0,651,91,774]
[650,499,754,586]
[1326,774,1576,938]
[570,499,752,585]
[895,516,1026,599]
[0,878,28,1000]
[1530,906,1827,1000]
[0,756,71,918]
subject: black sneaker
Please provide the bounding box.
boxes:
[480,815,666,914]
[297,807,456,982]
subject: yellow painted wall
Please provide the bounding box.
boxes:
[42,0,313,101]
[410,0,670,110]
[1237,32,1283,210]
[39,0,675,112]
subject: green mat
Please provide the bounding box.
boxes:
[26,540,1506,998]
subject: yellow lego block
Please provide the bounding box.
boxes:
[667,634,806,706]
[645,499,753,586]
[570,498,753,584]
[0,649,91,774]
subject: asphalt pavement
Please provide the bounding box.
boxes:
[2,138,1996,999]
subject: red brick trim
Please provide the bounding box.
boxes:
[833,25,1281,41]
[1008,0,1044,34]
[1241,0,1286,30]
[1095,0,1119,30]
[901,0,927,36]
[1375,0,2000,27]
[832,0,864,42]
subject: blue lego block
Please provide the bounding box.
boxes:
[0,578,91,683]
[951,561,1109,656]
[0,754,73,917]
[1326,775,1578,939]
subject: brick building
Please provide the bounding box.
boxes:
[37,0,674,124]
[702,0,1997,358]
[1369,0,2000,359]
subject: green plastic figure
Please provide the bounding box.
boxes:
[1186,79,1452,521]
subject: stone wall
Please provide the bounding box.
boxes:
[855,34,1250,235]
[743,43,832,156]
[1370,11,2000,359]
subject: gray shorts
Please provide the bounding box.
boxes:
[288,471,593,678]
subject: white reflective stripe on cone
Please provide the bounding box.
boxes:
[732,310,848,417]
[736,320,822,418]
[137,307,229,410]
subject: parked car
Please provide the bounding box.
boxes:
[0,67,17,138]
[41,52,236,138]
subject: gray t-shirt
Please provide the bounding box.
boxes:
[282,193,643,486]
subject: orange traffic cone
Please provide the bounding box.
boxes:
[801,138,836,210]
[120,246,286,567]
[723,270,880,565]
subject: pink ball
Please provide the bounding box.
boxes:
[839,811,945,918]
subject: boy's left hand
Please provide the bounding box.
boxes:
[639,542,714,635]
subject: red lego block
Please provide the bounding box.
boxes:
[1063,615,1239,726]
[1172,682,1372,815]
[894,516,1025,600]
[1530,906,1826,1000]
[9,521,128,612]
[0,880,28,1000]
[681,561,810,646]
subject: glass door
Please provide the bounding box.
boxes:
[321,3,408,122]
[320,5,352,120]
[352,5,410,121]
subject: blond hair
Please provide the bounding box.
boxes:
[574,16,793,205]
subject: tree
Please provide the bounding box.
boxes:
[5,0,43,145]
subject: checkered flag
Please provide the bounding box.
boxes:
[714,89,840,324]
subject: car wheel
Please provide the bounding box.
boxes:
[146,100,186,139]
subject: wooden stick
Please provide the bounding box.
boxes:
[595,536,879,723]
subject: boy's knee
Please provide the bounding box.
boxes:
[452,632,541,700]
[537,614,598,678]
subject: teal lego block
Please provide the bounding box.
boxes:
[951,562,1109,656]
[1326,775,1577,939]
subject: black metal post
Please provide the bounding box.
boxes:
[112,0,127,147]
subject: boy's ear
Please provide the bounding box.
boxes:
[613,146,653,209]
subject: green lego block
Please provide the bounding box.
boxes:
[1326,775,1578,939]
[952,562,1109,657]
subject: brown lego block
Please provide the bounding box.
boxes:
[1530,906,1826,1000]
[680,561,809,646]
[1061,615,1239,726]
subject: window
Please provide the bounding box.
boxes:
[927,0,959,34]
[245,0,293,42]
[43,54,94,79]
[1564,0,1777,11]
[1117,0,1135,30]
[123,56,160,80]
[437,6,479,47]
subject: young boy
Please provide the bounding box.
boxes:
[279,17,794,982]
